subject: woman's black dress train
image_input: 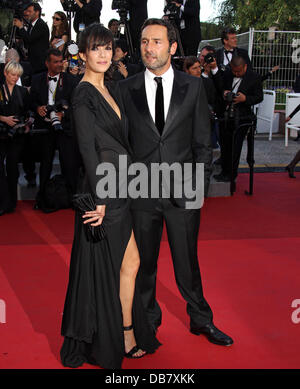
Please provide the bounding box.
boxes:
[60,82,160,369]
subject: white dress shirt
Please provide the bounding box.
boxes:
[48,74,59,105]
[144,66,174,123]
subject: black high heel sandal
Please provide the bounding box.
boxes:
[123,324,146,359]
[285,165,296,178]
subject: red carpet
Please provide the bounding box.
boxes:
[1,173,300,369]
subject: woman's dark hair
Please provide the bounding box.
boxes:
[183,56,200,73]
[51,11,69,41]
[78,23,115,54]
[141,18,177,47]
[78,23,116,79]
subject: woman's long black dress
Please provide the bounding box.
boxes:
[60,81,160,369]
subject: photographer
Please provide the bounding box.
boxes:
[0,61,31,215]
[170,0,201,56]
[112,39,141,81]
[213,56,263,184]
[13,2,49,74]
[30,48,80,212]
[216,27,251,72]
[60,0,102,36]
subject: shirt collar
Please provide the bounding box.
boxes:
[145,65,174,84]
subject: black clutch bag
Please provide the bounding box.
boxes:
[72,193,106,242]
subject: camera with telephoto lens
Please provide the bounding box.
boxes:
[204,52,216,65]
[45,101,68,132]
[224,92,237,119]
[111,0,130,24]
[0,111,34,138]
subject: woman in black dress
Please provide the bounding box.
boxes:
[60,24,160,369]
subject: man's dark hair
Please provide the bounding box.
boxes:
[25,2,42,17]
[115,39,128,54]
[230,55,246,67]
[221,27,236,45]
[200,45,216,54]
[108,19,119,28]
[141,18,177,47]
[46,48,63,62]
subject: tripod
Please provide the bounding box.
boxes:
[116,9,135,63]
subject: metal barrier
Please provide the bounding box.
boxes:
[198,29,300,110]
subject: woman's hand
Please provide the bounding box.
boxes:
[118,62,128,78]
[82,205,106,227]
[2,116,18,127]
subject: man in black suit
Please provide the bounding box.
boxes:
[30,49,80,211]
[13,2,49,75]
[216,27,251,72]
[213,56,263,183]
[61,0,102,36]
[119,18,233,346]
[128,0,148,55]
[172,0,201,56]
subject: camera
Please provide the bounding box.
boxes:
[224,92,237,119]
[45,101,69,132]
[164,0,183,17]
[63,0,87,12]
[204,52,216,65]
[111,0,130,11]
[0,111,34,137]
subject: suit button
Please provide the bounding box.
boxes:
[160,140,164,146]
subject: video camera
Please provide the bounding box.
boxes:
[164,0,183,18]
[45,100,69,132]
[111,0,130,24]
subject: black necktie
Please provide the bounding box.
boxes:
[48,76,57,82]
[224,50,233,55]
[154,77,164,135]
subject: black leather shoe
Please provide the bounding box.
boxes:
[285,165,296,178]
[190,323,233,346]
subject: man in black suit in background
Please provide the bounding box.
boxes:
[30,49,80,211]
[216,27,251,72]
[13,2,49,74]
[213,56,263,183]
[172,0,201,56]
[119,18,233,346]
[128,0,148,56]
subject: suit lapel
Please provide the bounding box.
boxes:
[129,73,160,137]
[162,70,189,137]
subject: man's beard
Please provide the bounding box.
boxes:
[142,50,170,71]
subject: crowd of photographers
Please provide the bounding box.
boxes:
[1,1,299,216]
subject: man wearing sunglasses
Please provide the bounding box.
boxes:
[13,2,49,75]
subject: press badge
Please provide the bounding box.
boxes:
[79,23,85,32]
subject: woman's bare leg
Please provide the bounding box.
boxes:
[120,231,145,357]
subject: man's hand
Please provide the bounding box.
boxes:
[37,106,47,117]
[171,1,182,7]
[13,18,23,29]
[285,116,291,123]
[82,204,106,227]
[56,112,64,121]
[233,92,246,104]
[271,65,280,73]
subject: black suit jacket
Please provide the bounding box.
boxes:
[119,68,212,209]
[30,72,77,135]
[129,0,148,50]
[18,18,49,74]
[62,0,102,33]
[216,47,252,71]
[222,68,263,118]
